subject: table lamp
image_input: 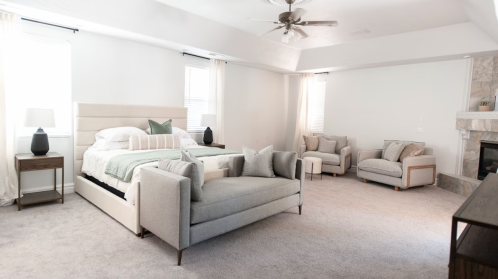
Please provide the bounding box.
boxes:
[24,108,55,155]
[201,114,217,144]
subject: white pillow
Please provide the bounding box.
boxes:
[95,127,147,142]
[181,138,198,148]
[146,126,192,139]
[90,139,129,151]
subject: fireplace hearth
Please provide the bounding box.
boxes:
[478,141,498,180]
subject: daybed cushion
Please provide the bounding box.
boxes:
[357,159,403,178]
[190,177,300,224]
[302,151,340,166]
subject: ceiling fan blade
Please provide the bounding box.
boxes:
[247,18,280,24]
[298,20,338,27]
[258,26,284,36]
[289,8,306,21]
[294,27,309,39]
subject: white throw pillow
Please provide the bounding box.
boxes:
[95,127,147,142]
[90,139,129,151]
[181,138,198,148]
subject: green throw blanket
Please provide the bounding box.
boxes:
[104,148,239,182]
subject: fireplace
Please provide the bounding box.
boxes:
[478,141,498,180]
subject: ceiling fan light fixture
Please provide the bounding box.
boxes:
[268,0,313,7]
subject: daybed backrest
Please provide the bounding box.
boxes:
[228,155,304,180]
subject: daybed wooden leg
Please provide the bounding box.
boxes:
[298,205,302,215]
[394,187,399,191]
[136,232,141,237]
[141,227,145,239]
[178,249,184,266]
[333,173,337,177]
[363,179,368,183]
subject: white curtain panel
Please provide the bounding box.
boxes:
[293,73,315,153]
[209,59,226,144]
[0,11,19,206]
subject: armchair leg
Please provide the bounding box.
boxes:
[298,205,302,215]
[394,187,399,191]
[333,173,337,177]
[363,179,368,183]
[178,249,185,266]
[141,227,145,239]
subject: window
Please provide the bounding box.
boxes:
[10,34,71,136]
[184,65,210,132]
[310,77,326,134]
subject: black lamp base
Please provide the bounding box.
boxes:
[203,127,213,144]
[31,127,49,156]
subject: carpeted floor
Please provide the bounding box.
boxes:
[0,172,466,279]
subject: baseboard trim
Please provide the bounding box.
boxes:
[22,183,75,194]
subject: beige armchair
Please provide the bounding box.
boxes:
[300,140,352,177]
[357,141,436,191]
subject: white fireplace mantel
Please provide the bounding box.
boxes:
[456,111,498,120]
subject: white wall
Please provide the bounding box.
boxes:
[17,21,287,193]
[224,64,288,152]
[322,59,471,175]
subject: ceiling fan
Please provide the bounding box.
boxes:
[248,0,338,44]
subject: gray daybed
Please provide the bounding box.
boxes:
[139,155,305,265]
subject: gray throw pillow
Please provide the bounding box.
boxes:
[382,140,425,158]
[180,151,204,201]
[318,137,337,154]
[242,145,275,178]
[158,159,193,177]
[273,151,297,179]
[322,135,347,154]
[383,142,405,162]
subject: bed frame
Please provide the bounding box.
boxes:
[73,103,227,236]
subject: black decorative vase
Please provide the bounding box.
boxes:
[203,127,213,144]
[31,128,49,156]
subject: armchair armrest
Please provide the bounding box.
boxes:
[300,144,306,158]
[402,155,436,188]
[140,167,191,251]
[357,149,382,163]
[340,146,352,172]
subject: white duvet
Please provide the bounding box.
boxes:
[81,146,235,205]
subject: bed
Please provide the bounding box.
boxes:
[74,103,236,236]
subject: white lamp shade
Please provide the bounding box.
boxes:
[201,114,217,127]
[24,108,55,128]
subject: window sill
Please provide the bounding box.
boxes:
[17,135,71,139]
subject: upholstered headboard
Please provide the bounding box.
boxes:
[73,103,188,177]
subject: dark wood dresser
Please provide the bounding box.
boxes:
[448,173,498,278]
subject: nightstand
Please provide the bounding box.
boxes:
[199,143,225,149]
[15,152,64,211]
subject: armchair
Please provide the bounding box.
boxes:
[300,138,352,177]
[357,141,436,191]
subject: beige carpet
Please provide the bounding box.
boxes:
[0,172,466,279]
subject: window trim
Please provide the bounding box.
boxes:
[183,64,210,133]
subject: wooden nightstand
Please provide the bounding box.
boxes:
[15,152,64,211]
[199,143,225,149]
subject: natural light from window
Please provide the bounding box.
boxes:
[310,77,326,134]
[184,65,210,132]
[10,34,71,137]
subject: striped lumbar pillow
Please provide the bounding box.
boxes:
[129,134,181,151]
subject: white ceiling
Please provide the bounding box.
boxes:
[155,0,469,49]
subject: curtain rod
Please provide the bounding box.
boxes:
[315,72,329,75]
[21,18,79,33]
[182,52,227,64]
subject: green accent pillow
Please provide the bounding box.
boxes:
[148,119,172,134]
